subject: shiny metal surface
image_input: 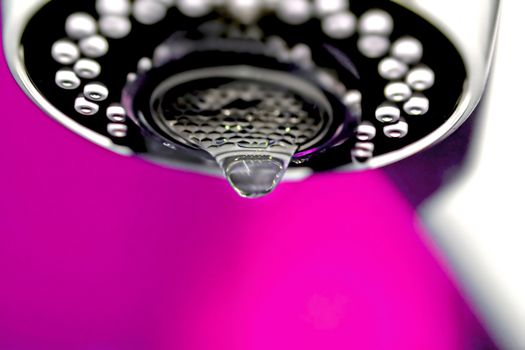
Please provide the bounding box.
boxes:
[2,0,499,178]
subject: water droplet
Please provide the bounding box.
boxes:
[99,15,132,39]
[378,57,408,80]
[358,35,390,58]
[359,9,394,36]
[66,13,97,40]
[352,142,374,162]
[74,59,101,79]
[391,37,423,64]
[177,0,213,18]
[52,40,80,65]
[322,12,357,39]
[108,123,128,138]
[276,0,312,25]
[203,119,299,198]
[220,153,292,199]
[375,103,400,123]
[227,0,263,24]
[356,121,376,141]
[56,69,80,90]
[406,66,435,91]
[384,119,409,138]
[79,35,109,58]
[314,0,348,17]
[84,82,109,101]
[96,0,131,16]
[403,94,429,115]
[384,82,412,102]
[107,104,127,122]
[75,97,99,116]
[138,57,153,73]
[133,0,167,25]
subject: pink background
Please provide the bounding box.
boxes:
[0,34,493,349]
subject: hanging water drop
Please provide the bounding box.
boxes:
[219,153,293,198]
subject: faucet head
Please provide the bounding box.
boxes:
[6,0,469,197]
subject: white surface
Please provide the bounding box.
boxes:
[423,2,525,348]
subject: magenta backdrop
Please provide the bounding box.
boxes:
[0,31,492,349]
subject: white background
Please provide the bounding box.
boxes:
[424,1,525,348]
